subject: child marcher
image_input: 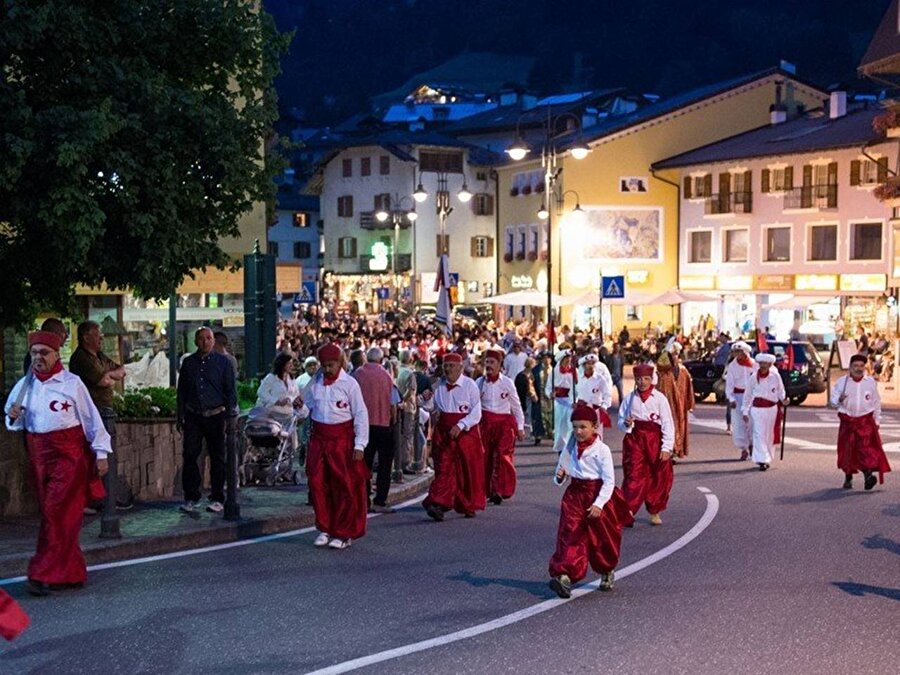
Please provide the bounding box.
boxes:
[548,403,634,598]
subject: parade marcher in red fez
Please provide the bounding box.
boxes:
[476,348,525,504]
[424,352,486,520]
[618,363,675,526]
[297,343,370,550]
[0,589,29,641]
[548,403,633,598]
[725,341,755,460]
[741,353,787,472]
[831,354,891,490]
[547,350,576,454]
[5,331,112,597]
[575,354,613,439]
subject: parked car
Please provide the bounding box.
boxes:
[454,304,492,326]
[413,305,436,323]
[683,341,826,406]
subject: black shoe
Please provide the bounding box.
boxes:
[26,579,51,597]
[864,471,877,491]
[489,495,503,505]
[464,511,476,518]
[425,504,444,521]
[533,438,542,446]
[49,582,84,591]
[549,574,572,599]
[842,474,853,489]
[758,463,768,471]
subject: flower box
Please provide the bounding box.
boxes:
[527,251,538,262]
[503,252,514,263]
[509,187,519,197]
[873,177,900,204]
[873,107,900,136]
[522,185,532,195]
[540,251,549,261]
[515,251,526,261]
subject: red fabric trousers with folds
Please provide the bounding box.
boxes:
[837,412,891,484]
[307,420,370,540]
[549,479,633,582]
[622,420,674,516]
[480,410,518,500]
[424,412,486,515]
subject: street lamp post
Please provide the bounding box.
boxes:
[375,195,418,307]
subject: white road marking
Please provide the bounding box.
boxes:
[304,487,720,675]
[0,494,427,587]
[691,417,900,452]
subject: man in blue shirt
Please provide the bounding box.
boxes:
[176,327,237,514]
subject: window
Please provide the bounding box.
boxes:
[337,195,353,217]
[724,229,749,263]
[293,242,311,259]
[517,226,527,259]
[342,158,352,178]
[436,234,449,256]
[764,226,791,262]
[379,155,390,175]
[684,174,712,199]
[473,193,494,216]
[471,236,494,258]
[267,242,279,257]
[504,226,514,258]
[292,212,309,228]
[851,158,887,187]
[419,150,464,173]
[319,233,325,258]
[688,231,711,263]
[374,193,391,212]
[851,222,883,260]
[809,224,837,261]
[338,237,357,259]
[762,167,793,193]
[360,157,371,177]
[529,225,539,256]
[626,305,641,321]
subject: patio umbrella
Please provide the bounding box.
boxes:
[761,295,836,310]
[487,290,571,307]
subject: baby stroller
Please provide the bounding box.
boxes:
[242,407,302,486]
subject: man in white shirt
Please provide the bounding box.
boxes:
[576,354,613,438]
[299,343,369,550]
[547,350,576,454]
[724,341,755,460]
[502,340,528,380]
[741,353,788,471]
[831,353,891,489]
[618,363,675,525]
[477,348,525,505]
[423,352,486,521]
[5,331,111,596]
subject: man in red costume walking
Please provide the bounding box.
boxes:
[298,343,369,550]
[549,403,633,598]
[477,348,525,505]
[0,589,29,641]
[617,363,675,526]
[424,352,486,520]
[831,353,891,489]
[5,331,111,596]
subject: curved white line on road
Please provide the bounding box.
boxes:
[0,494,427,587]
[305,486,720,675]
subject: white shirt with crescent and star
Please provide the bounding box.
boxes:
[434,375,482,431]
[830,375,881,424]
[475,374,525,431]
[617,388,675,453]
[4,369,112,458]
[299,369,369,450]
[576,371,613,410]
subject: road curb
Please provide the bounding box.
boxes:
[0,474,432,579]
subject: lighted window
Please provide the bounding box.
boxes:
[688,231,711,263]
[724,229,749,263]
[764,227,791,262]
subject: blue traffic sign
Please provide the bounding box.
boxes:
[601,276,625,299]
[297,281,318,304]
[449,273,459,288]
[376,287,391,300]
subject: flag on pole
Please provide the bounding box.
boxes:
[756,327,768,354]
[547,320,556,348]
[434,254,453,337]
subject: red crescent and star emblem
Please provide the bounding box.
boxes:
[649,412,660,422]
[500,391,509,399]
[49,400,72,412]
[865,393,871,401]
[458,404,470,413]
[335,400,349,409]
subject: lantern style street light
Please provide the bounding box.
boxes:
[375,194,418,305]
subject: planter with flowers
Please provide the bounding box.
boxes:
[874,177,900,207]
[527,251,538,262]
[509,186,519,197]
[503,252,514,263]
[515,251,526,261]
[522,184,532,195]
[873,106,900,138]
[540,251,549,261]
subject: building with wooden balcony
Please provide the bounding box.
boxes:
[653,92,900,341]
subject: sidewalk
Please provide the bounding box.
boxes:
[0,473,432,579]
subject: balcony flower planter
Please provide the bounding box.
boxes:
[540,251,549,261]
[503,252,514,263]
[535,182,546,193]
[873,177,900,206]
[527,251,538,262]
[515,251,526,261]
[522,185,532,195]
[873,107,900,137]
[509,187,519,197]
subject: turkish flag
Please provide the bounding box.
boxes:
[785,343,795,371]
[756,329,768,354]
[0,589,29,641]
[547,320,556,346]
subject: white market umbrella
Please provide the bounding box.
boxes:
[566,289,658,306]
[646,289,718,305]
[487,290,571,307]
[762,295,836,310]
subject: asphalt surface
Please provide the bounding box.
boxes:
[1,405,897,674]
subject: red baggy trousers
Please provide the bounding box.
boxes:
[480,410,518,500]
[306,420,370,540]
[837,412,892,484]
[622,420,673,516]
[0,590,29,641]
[549,479,633,582]
[424,412,486,514]
[26,426,90,585]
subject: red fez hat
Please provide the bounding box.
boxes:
[483,348,505,362]
[443,352,463,364]
[28,330,62,351]
[849,353,867,365]
[633,363,654,378]
[317,343,342,362]
[570,403,598,424]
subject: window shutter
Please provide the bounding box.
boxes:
[683,176,692,199]
[704,174,713,196]
[743,170,751,193]
[485,194,494,215]
[486,237,495,257]
[718,173,731,194]
[878,157,889,183]
[850,160,861,186]
[802,165,812,186]
[827,162,838,185]
[761,169,770,193]
[470,237,478,257]
[350,238,357,259]
[784,166,794,190]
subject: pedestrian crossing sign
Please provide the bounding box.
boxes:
[602,276,625,299]
[297,281,318,304]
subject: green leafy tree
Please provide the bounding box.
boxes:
[0,1,290,326]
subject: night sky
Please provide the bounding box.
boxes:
[265,0,891,126]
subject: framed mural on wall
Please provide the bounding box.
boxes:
[581,207,663,261]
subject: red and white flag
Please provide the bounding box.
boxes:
[434,254,453,337]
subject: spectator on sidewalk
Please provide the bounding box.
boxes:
[396,350,419,475]
[352,347,397,513]
[176,327,237,515]
[503,340,527,380]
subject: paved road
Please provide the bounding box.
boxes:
[2,408,897,674]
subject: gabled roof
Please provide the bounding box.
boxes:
[652,104,884,169]
[860,0,900,75]
[276,188,319,212]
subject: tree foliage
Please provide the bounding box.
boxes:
[0,0,290,326]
